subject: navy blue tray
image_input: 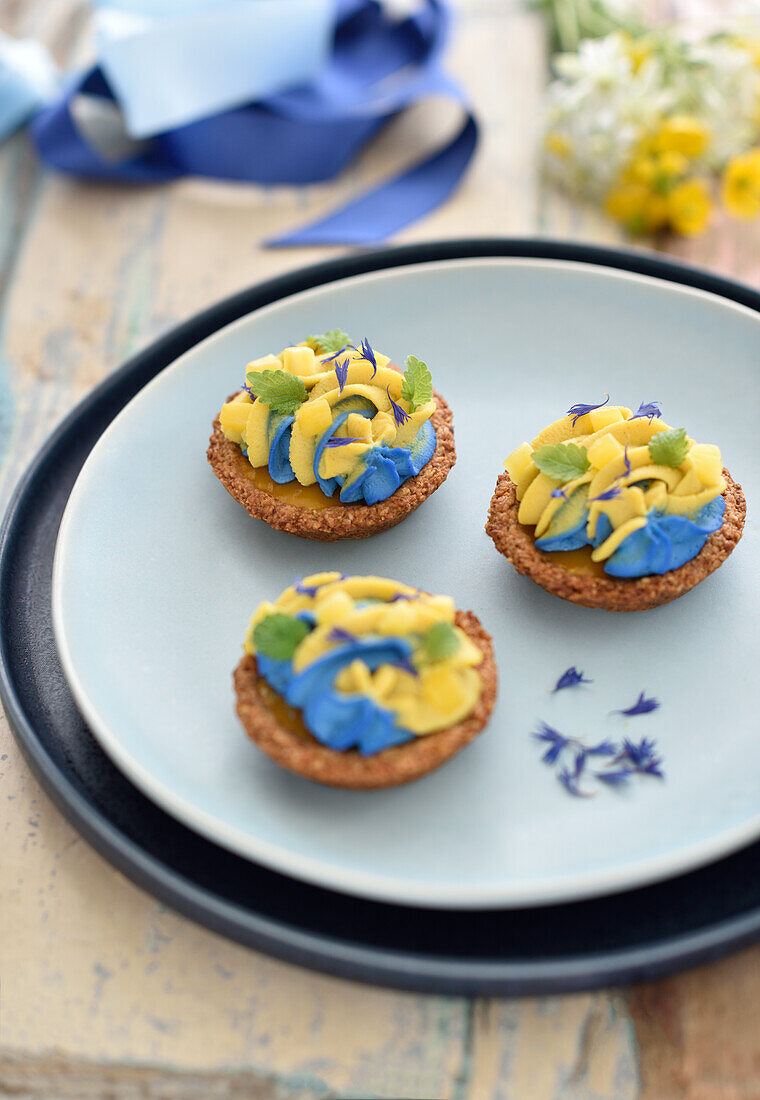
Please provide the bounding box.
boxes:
[3,239,760,995]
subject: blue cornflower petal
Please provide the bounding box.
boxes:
[322,344,353,362]
[566,394,609,427]
[614,692,660,717]
[334,355,349,393]
[357,337,378,377]
[588,485,622,503]
[586,739,617,756]
[295,580,319,597]
[553,666,593,692]
[325,436,359,448]
[387,387,410,426]
[629,401,662,423]
[595,768,633,786]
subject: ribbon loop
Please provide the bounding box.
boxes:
[31,0,477,246]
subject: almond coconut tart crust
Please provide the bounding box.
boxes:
[207,330,455,540]
[486,398,746,611]
[234,573,497,789]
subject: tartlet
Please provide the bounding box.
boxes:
[208,331,455,540]
[486,399,746,611]
[234,573,497,789]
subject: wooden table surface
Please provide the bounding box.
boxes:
[2,1,759,1096]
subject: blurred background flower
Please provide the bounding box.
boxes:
[539,1,760,238]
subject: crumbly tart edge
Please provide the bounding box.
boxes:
[485,467,746,612]
[233,610,497,789]
[207,389,455,541]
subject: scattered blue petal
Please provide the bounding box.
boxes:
[614,692,660,717]
[534,721,569,764]
[558,765,590,797]
[551,487,568,499]
[242,382,257,401]
[553,666,592,692]
[623,443,631,477]
[357,337,378,377]
[566,394,609,427]
[328,626,358,645]
[534,684,666,797]
[334,355,349,393]
[630,401,662,423]
[621,737,664,777]
[586,739,617,756]
[388,592,418,602]
[387,387,410,426]
[595,768,633,786]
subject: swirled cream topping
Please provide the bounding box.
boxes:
[219,334,437,506]
[504,401,726,577]
[247,573,483,754]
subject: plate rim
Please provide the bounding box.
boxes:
[4,237,760,993]
[49,252,760,909]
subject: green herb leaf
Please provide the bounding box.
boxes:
[253,613,310,661]
[307,329,351,355]
[648,427,688,468]
[400,355,433,412]
[532,442,590,481]
[246,369,307,415]
[423,622,459,662]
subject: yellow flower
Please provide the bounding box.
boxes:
[625,156,657,186]
[734,35,760,67]
[623,33,655,72]
[722,149,760,219]
[656,151,689,181]
[606,183,668,234]
[655,116,710,159]
[667,179,713,236]
[544,132,572,159]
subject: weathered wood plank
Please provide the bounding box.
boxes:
[629,948,760,1099]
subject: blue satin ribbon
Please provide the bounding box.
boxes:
[29,0,477,246]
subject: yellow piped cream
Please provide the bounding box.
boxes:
[505,405,725,566]
[219,343,436,493]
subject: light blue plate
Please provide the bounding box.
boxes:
[52,258,758,909]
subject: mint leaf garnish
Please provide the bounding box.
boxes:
[532,443,590,481]
[307,329,351,355]
[648,427,688,467]
[253,613,309,661]
[400,355,433,412]
[423,622,459,661]
[246,369,306,415]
